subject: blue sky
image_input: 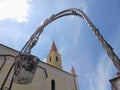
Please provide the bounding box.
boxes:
[0,0,120,90]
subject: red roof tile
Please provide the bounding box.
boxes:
[50,41,58,53]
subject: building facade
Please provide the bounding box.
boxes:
[0,42,79,90]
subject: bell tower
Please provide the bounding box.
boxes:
[47,41,62,69]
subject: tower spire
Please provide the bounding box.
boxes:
[50,41,58,53]
[71,67,77,77]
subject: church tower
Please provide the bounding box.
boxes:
[47,41,62,69]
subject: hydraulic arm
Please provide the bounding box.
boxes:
[21,8,120,71]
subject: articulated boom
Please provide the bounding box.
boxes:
[23,8,120,71]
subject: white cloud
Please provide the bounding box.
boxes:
[73,23,83,44]
[88,77,95,90]
[79,3,88,13]
[0,0,30,23]
[67,3,88,45]
[87,55,114,90]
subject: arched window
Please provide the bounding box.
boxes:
[51,79,55,90]
[50,57,52,62]
[56,56,58,62]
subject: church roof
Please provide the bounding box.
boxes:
[50,41,58,53]
[0,43,74,77]
[0,43,19,56]
[0,43,19,53]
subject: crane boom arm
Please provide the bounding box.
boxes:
[20,8,120,71]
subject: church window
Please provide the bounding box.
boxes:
[56,56,58,62]
[51,79,55,90]
[50,57,52,62]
